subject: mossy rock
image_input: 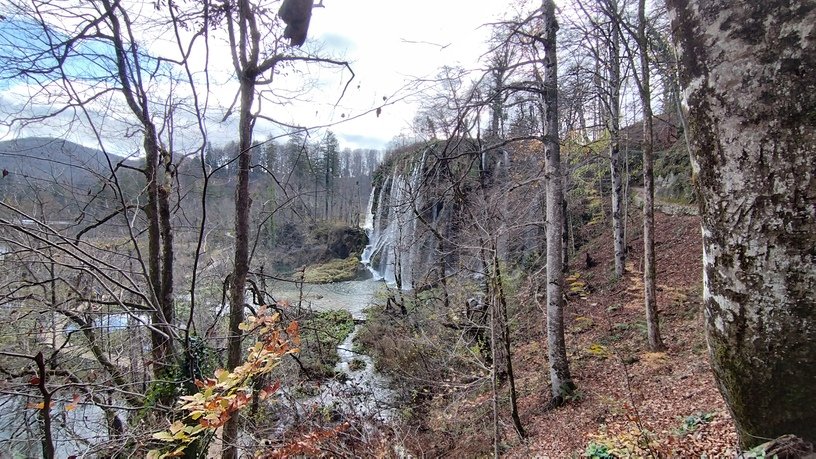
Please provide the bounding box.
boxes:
[303,256,362,283]
[349,358,366,371]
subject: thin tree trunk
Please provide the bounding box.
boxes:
[223,74,255,459]
[609,0,625,278]
[33,352,54,459]
[667,0,816,447]
[542,0,574,406]
[494,252,525,438]
[479,241,506,381]
[490,299,500,458]
[562,192,569,273]
[638,0,664,352]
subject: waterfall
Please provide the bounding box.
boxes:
[362,189,375,231]
[361,177,389,279]
[402,149,427,289]
[360,152,428,290]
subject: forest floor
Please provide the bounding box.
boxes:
[408,210,740,457]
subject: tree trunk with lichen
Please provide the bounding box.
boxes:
[667,0,816,448]
[541,0,574,406]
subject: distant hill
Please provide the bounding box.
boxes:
[0,137,142,224]
[0,137,129,187]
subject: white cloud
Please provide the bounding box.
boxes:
[1,0,515,151]
[299,0,510,149]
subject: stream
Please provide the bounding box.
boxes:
[262,278,397,435]
[0,278,397,457]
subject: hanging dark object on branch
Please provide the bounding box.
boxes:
[278,0,314,47]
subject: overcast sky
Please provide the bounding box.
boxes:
[302,0,513,150]
[0,1,524,153]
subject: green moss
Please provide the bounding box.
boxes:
[586,343,611,359]
[299,309,355,375]
[303,256,361,283]
[304,309,355,344]
[708,323,816,448]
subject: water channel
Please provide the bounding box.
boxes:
[266,278,397,425]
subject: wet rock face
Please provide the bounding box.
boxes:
[326,226,368,259]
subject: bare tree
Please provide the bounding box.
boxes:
[602,0,666,351]
[98,0,178,375]
[540,0,574,406]
[0,0,219,453]
[635,0,663,351]
[606,0,626,279]
[218,1,351,456]
[570,0,627,278]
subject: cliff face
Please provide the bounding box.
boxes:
[362,140,543,290]
[362,127,696,291]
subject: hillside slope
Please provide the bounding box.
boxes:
[404,210,738,457]
[0,137,126,183]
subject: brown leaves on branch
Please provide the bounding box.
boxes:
[147,308,300,458]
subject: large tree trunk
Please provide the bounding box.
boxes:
[541,0,574,406]
[667,0,816,448]
[637,0,663,352]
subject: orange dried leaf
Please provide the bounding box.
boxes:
[286,321,299,336]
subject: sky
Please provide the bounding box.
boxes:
[0,0,520,153]
[303,0,513,149]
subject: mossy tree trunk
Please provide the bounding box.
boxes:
[667,0,816,448]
